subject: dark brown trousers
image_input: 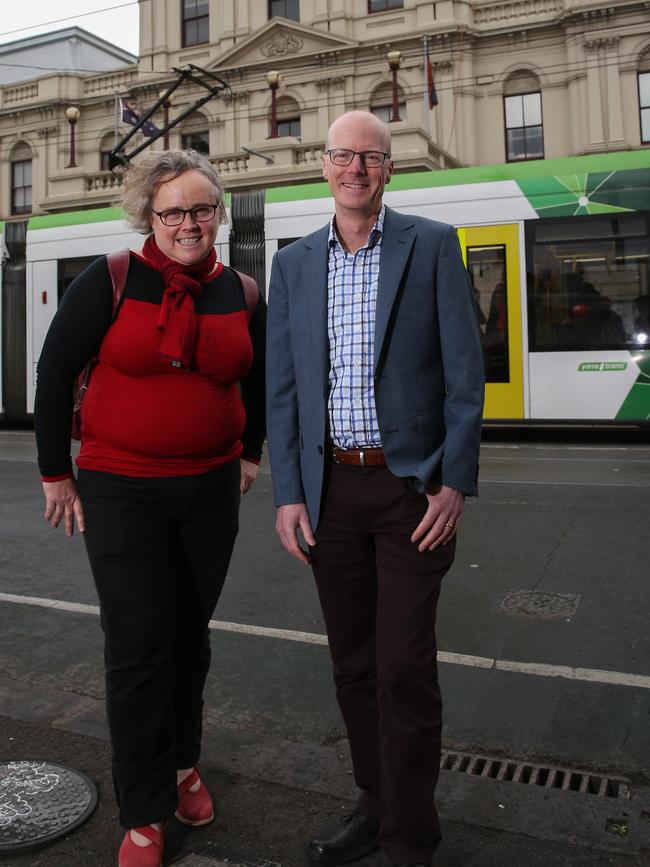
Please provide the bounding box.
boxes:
[310,462,455,865]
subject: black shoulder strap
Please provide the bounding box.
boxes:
[106,249,131,315]
[233,269,260,319]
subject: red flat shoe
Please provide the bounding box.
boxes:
[118,824,163,867]
[175,767,214,826]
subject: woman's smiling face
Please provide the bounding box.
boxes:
[150,169,220,266]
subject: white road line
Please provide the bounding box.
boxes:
[480,479,649,487]
[2,591,649,690]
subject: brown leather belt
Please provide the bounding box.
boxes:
[332,447,386,466]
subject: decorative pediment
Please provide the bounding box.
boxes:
[211,19,357,71]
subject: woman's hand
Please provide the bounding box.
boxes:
[240,459,259,495]
[42,477,85,537]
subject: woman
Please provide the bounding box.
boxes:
[34,150,266,867]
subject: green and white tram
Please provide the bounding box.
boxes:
[2,149,649,426]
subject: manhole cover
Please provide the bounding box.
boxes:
[499,590,580,619]
[0,761,97,852]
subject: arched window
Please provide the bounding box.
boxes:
[275,96,301,138]
[370,82,406,124]
[10,142,32,215]
[99,132,116,170]
[638,50,650,144]
[181,112,210,154]
[503,70,543,161]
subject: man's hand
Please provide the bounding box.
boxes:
[276,503,316,566]
[411,484,464,552]
[42,477,85,538]
[240,459,259,495]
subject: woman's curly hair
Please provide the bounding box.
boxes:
[121,149,227,234]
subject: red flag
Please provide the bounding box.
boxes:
[427,55,438,109]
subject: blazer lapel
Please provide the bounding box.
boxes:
[303,227,330,392]
[374,207,416,373]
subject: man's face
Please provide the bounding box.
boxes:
[322,114,393,219]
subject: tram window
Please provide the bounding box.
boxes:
[58,257,96,305]
[466,246,509,383]
[526,214,650,351]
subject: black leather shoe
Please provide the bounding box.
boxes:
[308,811,380,864]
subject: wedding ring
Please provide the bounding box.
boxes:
[445,522,455,529]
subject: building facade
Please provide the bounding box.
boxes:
[0,0,649,219]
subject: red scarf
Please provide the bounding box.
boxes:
[141,235,223,369]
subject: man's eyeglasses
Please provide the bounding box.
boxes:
[153,204,219,226]
[326,149,390,168]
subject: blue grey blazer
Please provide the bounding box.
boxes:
[266,206,485,529]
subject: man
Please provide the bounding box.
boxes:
[266,111,484,867]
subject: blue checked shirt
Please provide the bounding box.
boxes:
[327,206,385,449]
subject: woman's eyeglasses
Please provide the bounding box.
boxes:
[153,204,219,226]
[325,149,390,168]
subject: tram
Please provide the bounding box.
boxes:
[1,149,649,425]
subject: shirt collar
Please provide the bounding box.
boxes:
[328,205,385,251]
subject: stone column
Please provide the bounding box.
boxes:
[565,34,583,155]
[329,0,347,35]
[315,78,331,141]
[331,75,346,119]
[604,37,624,144]
[236,91,251,152]
[437,61,455,156]
[236,0,250,38]
[221,0,235,47]
[584,38,605,147]
[222,93,236,152]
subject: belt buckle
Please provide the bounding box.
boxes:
[358,448,366,467]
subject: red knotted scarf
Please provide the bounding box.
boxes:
[141,235,223,369]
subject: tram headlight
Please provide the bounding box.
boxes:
[633,331,649,345]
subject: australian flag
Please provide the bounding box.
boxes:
[120,99,160,137]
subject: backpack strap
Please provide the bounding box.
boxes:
[106,248,131,315]
[233,269,260,320]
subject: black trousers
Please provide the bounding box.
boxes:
[310,463,455,865]
[78,462,240,828]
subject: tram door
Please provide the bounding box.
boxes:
[457,225,524,420]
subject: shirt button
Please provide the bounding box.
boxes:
[354,324,362,333]
[354,361,361,368]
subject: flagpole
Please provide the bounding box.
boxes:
[114,94,119,149]
[422,34,431,138]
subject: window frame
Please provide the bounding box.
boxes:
[503,91,544,163]
[276,116,300,138]
[181,0,209,47]
[370,103,406,124]
[368,0,404,12]
[268,0,300,21]
[638,71,650,145]
[525,212,650,353]
[11,158,32,216]
[181,130,210,155]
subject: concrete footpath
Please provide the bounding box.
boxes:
[2,430,650,865]
[1,609,649,867]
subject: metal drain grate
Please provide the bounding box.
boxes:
[440,751,630,799]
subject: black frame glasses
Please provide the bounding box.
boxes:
[153,204,219,226]
[325,149,390,167]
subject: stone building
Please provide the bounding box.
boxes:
[0,0,649,219]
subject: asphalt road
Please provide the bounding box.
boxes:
[1,429,649,866]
